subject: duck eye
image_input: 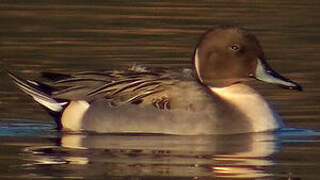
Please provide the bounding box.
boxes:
[230,44,240,51]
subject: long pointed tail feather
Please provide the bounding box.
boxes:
[8,71,68,112]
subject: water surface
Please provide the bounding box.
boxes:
[0,0,320,179]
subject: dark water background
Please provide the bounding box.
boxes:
[0,0,320,179]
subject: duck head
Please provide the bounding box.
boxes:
[193,25,302,91]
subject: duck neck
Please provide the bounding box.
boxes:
[209,84,284,132]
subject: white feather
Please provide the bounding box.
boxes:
[33,96,67,112]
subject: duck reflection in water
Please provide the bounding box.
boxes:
[24,132,279,179]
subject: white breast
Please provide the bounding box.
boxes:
[210,84,283,132]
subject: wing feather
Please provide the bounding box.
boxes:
[44,67,182,108]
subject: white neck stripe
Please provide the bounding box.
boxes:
[194,48,203,82]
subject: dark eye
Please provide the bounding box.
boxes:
[230,44,240,51]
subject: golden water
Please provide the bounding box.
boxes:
[0,1,320,179]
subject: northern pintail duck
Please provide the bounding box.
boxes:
[9,25,302,135]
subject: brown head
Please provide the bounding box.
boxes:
[193,25,302,90]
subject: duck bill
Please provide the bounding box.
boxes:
[254,58,302,91]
